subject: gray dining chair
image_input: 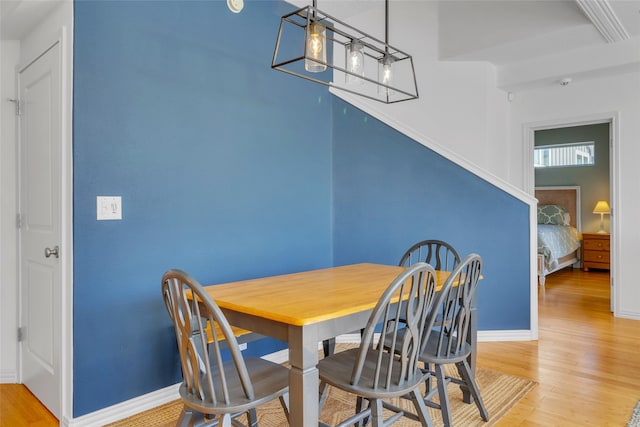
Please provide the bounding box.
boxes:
[399,239,461,270]
[317,262,440,427]
[322,240,460,359]
[161,269,289,427]
[419,254,489,427]
[397,239,462,391]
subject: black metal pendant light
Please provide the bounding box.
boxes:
[271,0,419,104]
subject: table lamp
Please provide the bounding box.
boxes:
[592,200,610,234]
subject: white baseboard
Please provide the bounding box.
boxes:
[0,369,18,383]
[616,310,640,320]
[245,330,536,366]
[477,329,535,342]
[63,330,535,425]
[334,333,362,343]
[63,383,180,427]
[261,348,290,364]
[316,331,537,344]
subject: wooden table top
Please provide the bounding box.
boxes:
[204,263,451,326]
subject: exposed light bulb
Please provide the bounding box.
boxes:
[305,21,327,73]
[382,63,392,85]
[379,55,395,96]
[346,40,365,84]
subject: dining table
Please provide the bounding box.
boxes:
[203,262,479,427]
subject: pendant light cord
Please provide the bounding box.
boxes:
[385,0,389,44]
[385,0,389,54]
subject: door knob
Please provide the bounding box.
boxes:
[44,246,59,258]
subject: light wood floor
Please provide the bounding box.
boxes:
[0,383,58,426]
[478,268,639,426]
[1,268,638,426]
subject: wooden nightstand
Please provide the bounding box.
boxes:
[582,233,610,271]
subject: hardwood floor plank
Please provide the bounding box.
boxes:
[2,268,638,426]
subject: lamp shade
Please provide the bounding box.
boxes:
[593,201,611,214]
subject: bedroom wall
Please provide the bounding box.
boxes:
[509,70,640,320]
[535,123,610,233]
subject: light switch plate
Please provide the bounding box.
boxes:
[97,196,122,220]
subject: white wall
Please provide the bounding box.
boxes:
[509,71,640,319]
[327,1,516,187]
[0,39,20,382]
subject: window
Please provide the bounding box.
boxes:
[534,142,595,168]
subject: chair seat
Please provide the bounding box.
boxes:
[180,356,289,415]
[420,335,472,365]
[318,347,429,399]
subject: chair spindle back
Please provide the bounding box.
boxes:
[162,270,254,405]
[399,239,461,271]
[423,254,482,358]
[352,263,438,391]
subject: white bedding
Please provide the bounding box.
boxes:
[537,225,581,272]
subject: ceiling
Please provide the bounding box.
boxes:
[438,0,640,64]
[438,0,640,90]
[3,0,639,91]
[0,0,63,40]
[436,0,640,91]
[286,0,640,91]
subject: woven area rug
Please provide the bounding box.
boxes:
[629,401,640,427]
[106,365,534,426]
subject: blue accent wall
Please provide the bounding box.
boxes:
[73,0,332,416]
[73,0,531,417]
[331,102,530,332]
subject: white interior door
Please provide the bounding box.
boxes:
[18,41,62,419]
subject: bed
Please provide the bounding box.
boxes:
[535,186,582,286]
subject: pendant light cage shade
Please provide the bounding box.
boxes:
[272,5,419,104]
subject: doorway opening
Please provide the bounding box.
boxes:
[525,114,617,315]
